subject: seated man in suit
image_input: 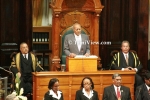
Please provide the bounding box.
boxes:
[10,42,43,96]
[64,23,90,58]
[110,40,143,88]
[135,71,150,100]
[102,73,132,100]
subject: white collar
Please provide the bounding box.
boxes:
[74,33,81,38]
[145,83,150,91]
[114,85,121,90]
[49,89,62,99]
[113,85,123,94]
[22,53,28,56]
[123,53,129,57]
[82,88,93,99]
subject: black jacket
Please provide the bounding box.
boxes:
[75,89,99,100]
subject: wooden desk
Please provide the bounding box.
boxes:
[32,71,135,100]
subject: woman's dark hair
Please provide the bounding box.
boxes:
[48,78,59,89]
[80,77,94,89]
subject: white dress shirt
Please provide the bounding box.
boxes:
[23,53,28,60]
[113,85,122,96]
[121,53,138,71]
[74,33,82,51]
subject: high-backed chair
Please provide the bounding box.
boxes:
[110,50,137,56]
[50,0,104,71]
[109,50,137,70]
[60,26,89,67]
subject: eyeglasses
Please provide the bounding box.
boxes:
[83,83,91,85]
[115,79,122,81]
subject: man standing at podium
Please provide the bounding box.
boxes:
[64,23,90,58]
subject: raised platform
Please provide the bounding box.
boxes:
[32,70,135,100]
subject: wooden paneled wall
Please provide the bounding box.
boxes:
[0,0,148,70]
[100,0,148,70]
[0,0,32,66]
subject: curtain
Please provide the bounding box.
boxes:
[32,0,52,26]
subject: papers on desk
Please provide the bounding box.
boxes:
[74,55,98,58]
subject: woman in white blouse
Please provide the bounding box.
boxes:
[44,78,64,100]
[75,77,99,100]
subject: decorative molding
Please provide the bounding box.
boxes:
[84,16,90,28]
[60,17,67,28]
[64,0,87,8]
[49,0,56,8]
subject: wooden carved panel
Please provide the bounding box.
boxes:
[50,0,104,70]
[59,11,91,31]
[62,0,95,10]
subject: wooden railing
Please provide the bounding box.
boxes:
[32,70,135,100]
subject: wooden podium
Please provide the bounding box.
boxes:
[66,56,98,72]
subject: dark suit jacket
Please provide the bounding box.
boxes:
[110,51,142,72]
[44,91,64,100]
[10,52,43,75]
[135,84,150,100]
[64,33,90,56]
[10,52,44,95]
[102,85,131,100]
[75,89,99,100]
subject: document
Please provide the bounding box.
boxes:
[74,55,98,58]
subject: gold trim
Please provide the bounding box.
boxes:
[31,53,36,71]
[118,52,120,67]
[131,52,137,67]
[16,53,20,72]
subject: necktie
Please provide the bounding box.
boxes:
[24,54,27,60]
[125,54,128,65]
[117,87,121,100]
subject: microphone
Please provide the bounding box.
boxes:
[136,88,141,100]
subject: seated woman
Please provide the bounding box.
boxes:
[75,77,99,100]
[43,78,64,100]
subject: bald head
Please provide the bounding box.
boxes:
[72,23,82,36]
[121,40,130,54]
[20,42,29,54]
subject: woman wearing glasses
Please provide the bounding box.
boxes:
[75,77,99,100]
